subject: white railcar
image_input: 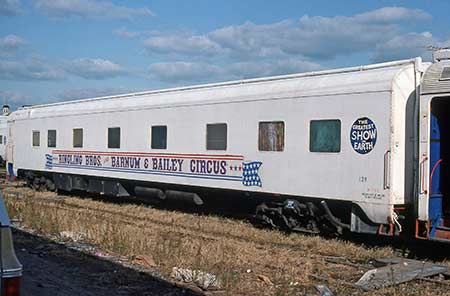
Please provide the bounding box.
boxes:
[6,54,450,241]
[0,116,7,164]
[0,105,10,164]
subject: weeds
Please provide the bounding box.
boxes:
[2,186,449,295]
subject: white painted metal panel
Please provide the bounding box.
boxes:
[9,60,420,224]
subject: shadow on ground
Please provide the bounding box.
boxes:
[13,229,203,296]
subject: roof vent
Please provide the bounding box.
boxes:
[433,49,450,62]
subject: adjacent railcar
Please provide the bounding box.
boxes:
[0,105,10,165]
[6,53,450,242]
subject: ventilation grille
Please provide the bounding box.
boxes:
[421,62,450,95]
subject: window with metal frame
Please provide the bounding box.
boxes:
[309,120,341,153]
[207,123,227,150]
[48,130,56,148]
[108,127,121,149]
[73,128,83,148]
[440,67,450,81]
[32,131,40,147]
[151,126,167,149]
[258,121,284,151]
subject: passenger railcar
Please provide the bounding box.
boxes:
[6,51,450,242]
[0,105,10,165]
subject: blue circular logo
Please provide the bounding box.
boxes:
[350,117,377,154]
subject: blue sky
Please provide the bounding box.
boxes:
[1,0,450,111]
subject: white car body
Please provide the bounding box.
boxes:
[6,58,429,228]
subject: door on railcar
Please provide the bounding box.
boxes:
[417,58,450,241]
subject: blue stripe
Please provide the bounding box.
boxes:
[51,164,243,182]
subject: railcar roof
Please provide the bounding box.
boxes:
[13,58,420,119]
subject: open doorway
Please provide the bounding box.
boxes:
[430,97,450,225]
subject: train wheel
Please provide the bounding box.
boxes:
[45,179,56,191]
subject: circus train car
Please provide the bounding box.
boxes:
[6,51,450,242]
[0,105,10,165]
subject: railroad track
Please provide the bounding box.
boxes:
[2,182,445,262]
[4,192,322,255]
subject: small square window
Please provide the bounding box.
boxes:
[310,120,341,153]
[73,128,83,148]
[48,130,56,148]
[108,127,121,149]
[207,123,227,150]
[440,67,450,81]
[151,126,167,149]
[32,131,40,147]
[258,121,284,151]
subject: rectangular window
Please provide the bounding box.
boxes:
[207,123,227,150]
[310,120,341,153]
[73,128,83,148]
[48,130,56,148]
[0,135,3,144]
[441,67,450,81]
[258,121,284,151]
[151,126,167,149]
[32,131,40,147]
[108,127,121,149]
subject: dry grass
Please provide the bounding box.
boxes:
[3,184,450,295]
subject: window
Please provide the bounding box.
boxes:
[3,136,6,144]
[151,126,167,149]
[73,128,83,148]
[441,67,450,81]
[32,131,40,147]
[0,135,3,144]
[258,121,284,151]
[48,130,56,148]
[309,120,341,153]
[207,123,227,150]
[108,127,121,149]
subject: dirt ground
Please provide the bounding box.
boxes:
[15,229,202,296]
[3,175,450,295]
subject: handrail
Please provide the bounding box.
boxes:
[383,150,391,189]
[429,159,443,193]
[420,156,428,194]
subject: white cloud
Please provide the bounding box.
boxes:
[228,59,322,79]
[0,59,63,81]
[35,0,153,20]
[147,59,322,83]
[141,7,432,61]
[113,27,140,38]
[144,34,222,56]
[0,34,26,57]
[0,90,32,105]
[0,0,21,16]
[353,6,431,23]
[64,58,127,79]
[57,86,132,101]
[148,62,224,83]
[372,32,436,62]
